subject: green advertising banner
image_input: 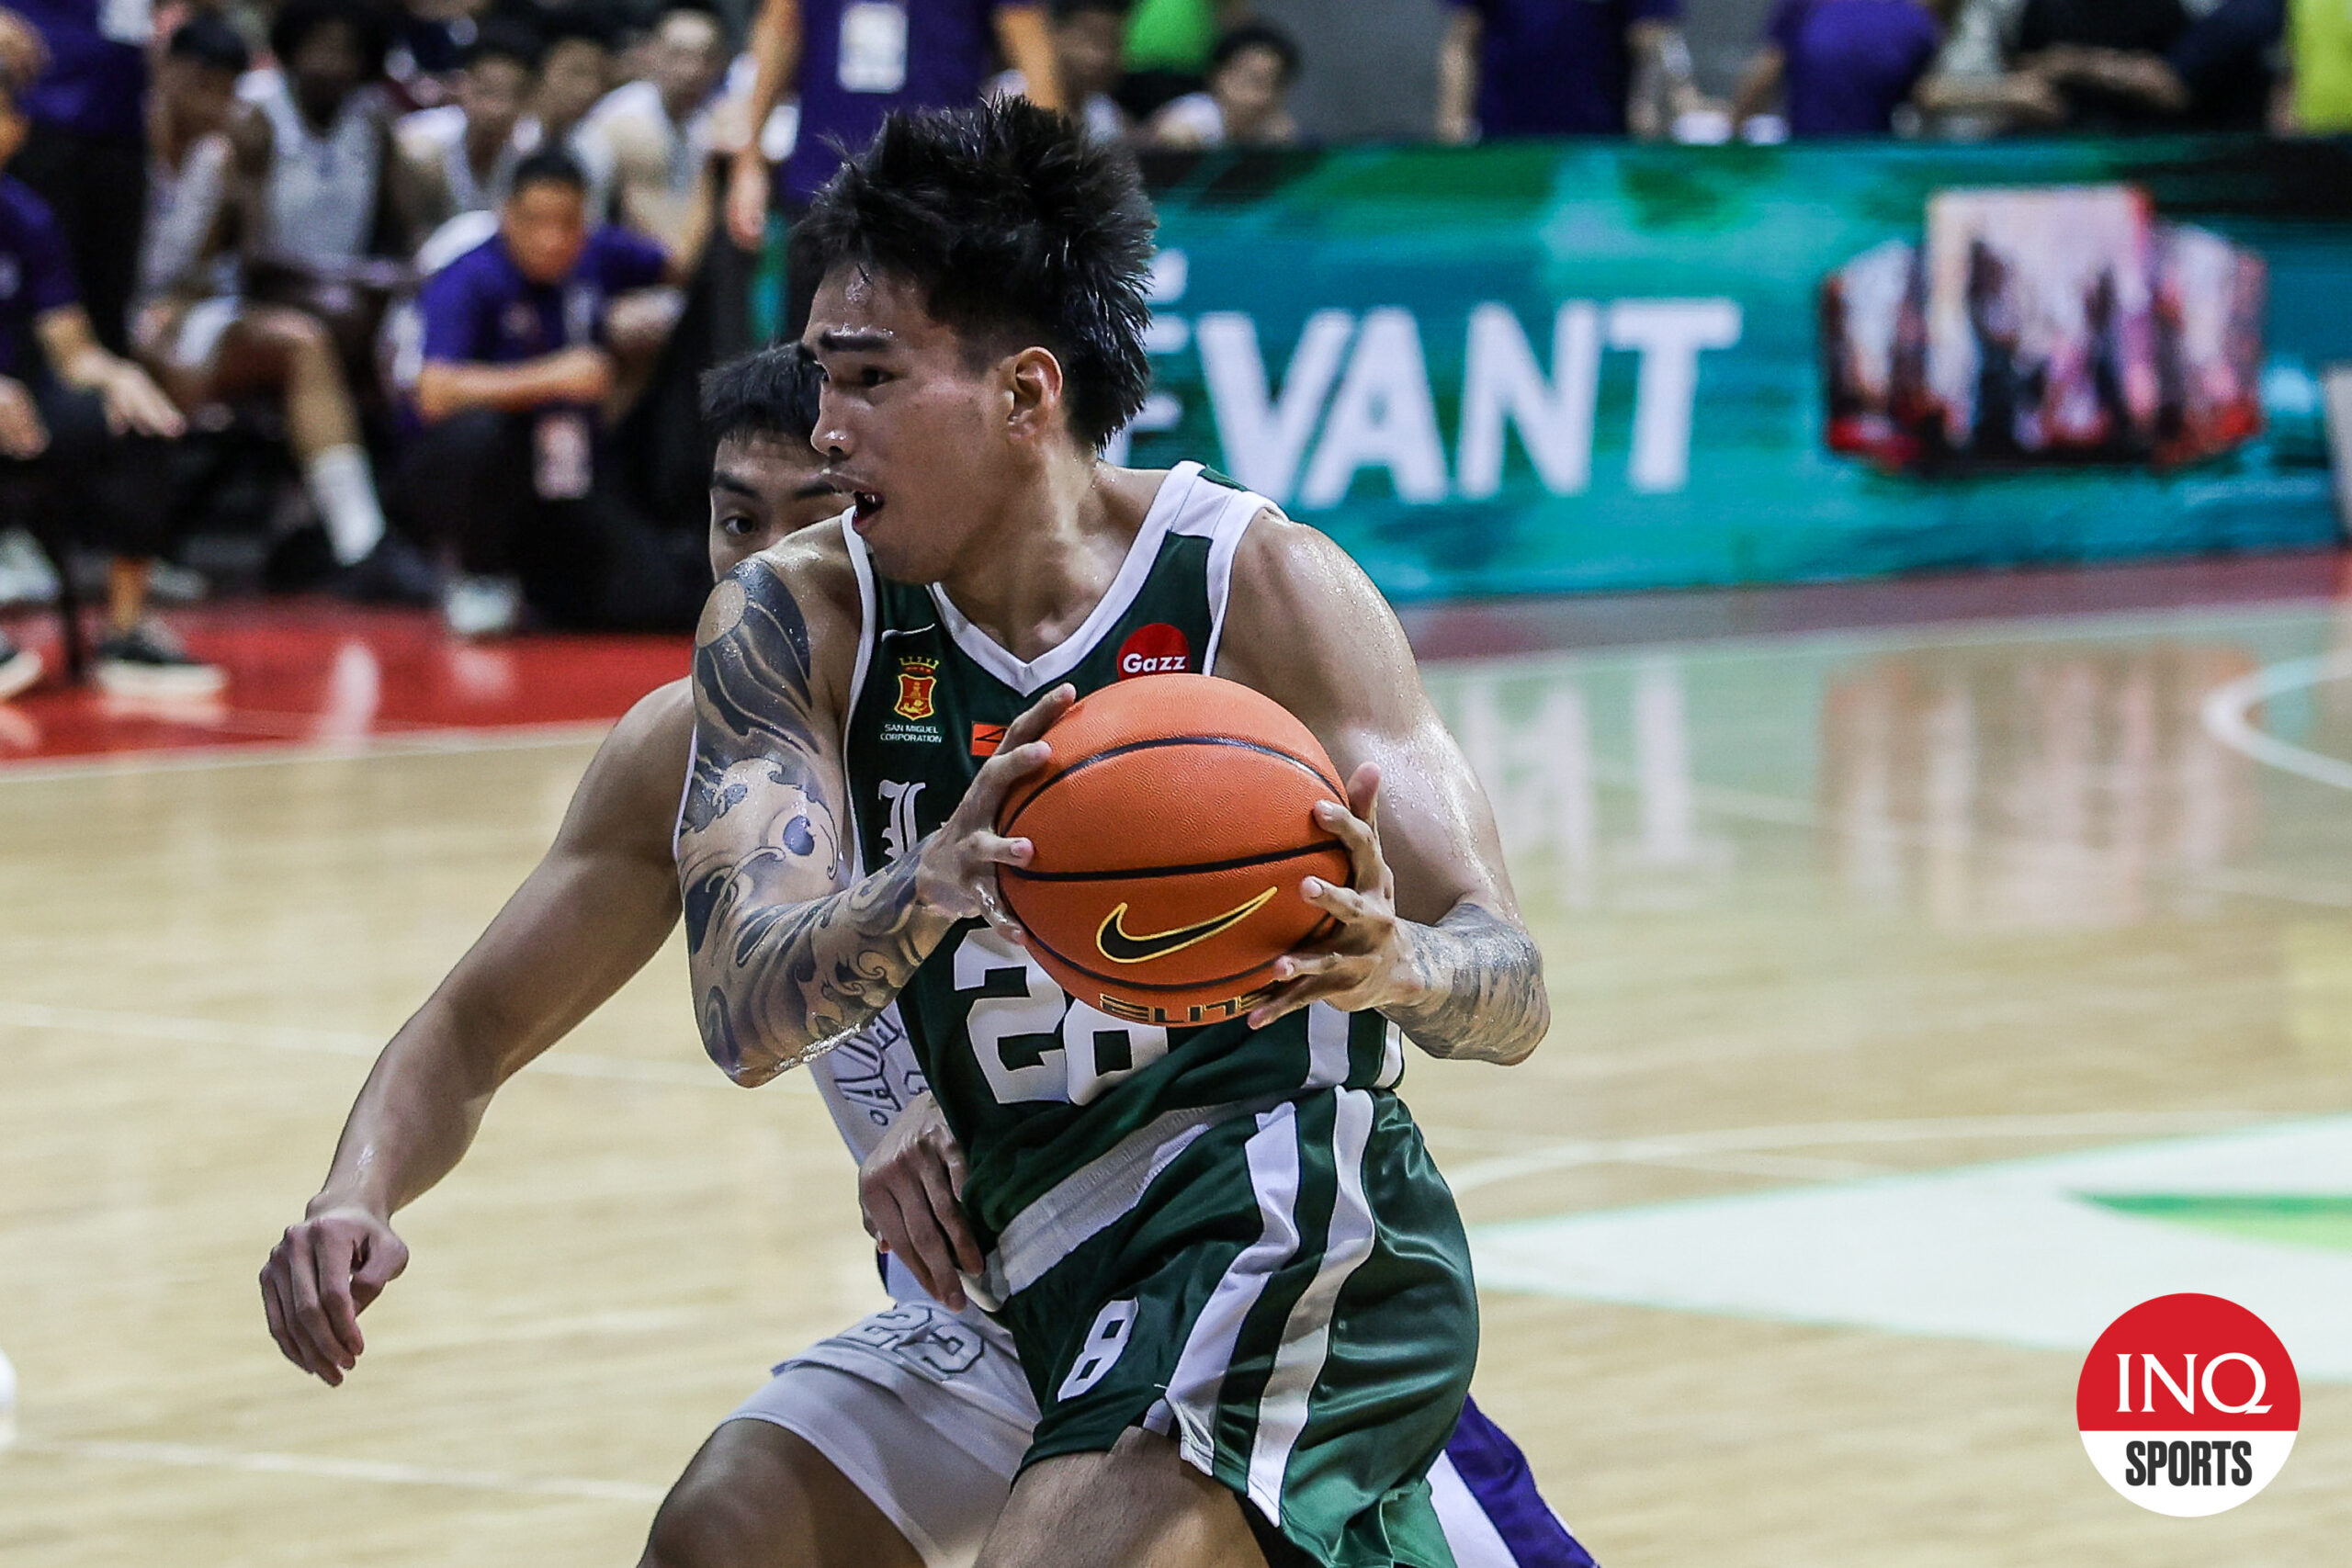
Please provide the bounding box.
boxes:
[1123,138,2352,602]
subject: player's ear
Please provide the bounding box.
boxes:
[1003,346,1066,443]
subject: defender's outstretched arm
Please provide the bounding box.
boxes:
[1220,513,1549,1066]
[677,551,1069,1086]
[262,685,695,1384]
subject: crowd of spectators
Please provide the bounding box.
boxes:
[0,0,2338,709]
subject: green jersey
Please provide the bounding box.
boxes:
[840,464,1406,1249]
[839,464,1478,1567]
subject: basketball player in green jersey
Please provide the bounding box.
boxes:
[260,345,1592,1568]
[678,101,1547,1568]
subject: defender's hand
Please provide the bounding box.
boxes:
[911,683,1074,939]
[1248,762,1419,1029]
[260,1202,410,1385]
[859,1091,982,1311]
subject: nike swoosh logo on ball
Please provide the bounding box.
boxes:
[1095,887,1278,964]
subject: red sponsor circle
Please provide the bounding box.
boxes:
[1116,623,1192,680]
[2076,1292,2298,1517]
[2076,1293,2299,1432]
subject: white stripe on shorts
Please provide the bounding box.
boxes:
[1245,1087,1377,1524]
[1428,1450,1520,1568]
[1306,1004,1351,1088]
[1160,1100,1304,1474]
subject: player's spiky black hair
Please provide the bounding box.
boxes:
[797,96,1157,450]
[700,344,823,447]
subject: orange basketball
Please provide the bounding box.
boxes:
[996,673,1351,1026]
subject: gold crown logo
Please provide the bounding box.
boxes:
[900,656,940,673]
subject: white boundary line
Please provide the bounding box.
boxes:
[2200,649,2352,793]
[1440,1110,2275,1193]
[6,1435,666,1503]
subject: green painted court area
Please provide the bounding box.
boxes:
[2090,1195,2352,1256]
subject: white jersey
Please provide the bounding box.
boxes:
[397,103,520,219]
[579,79,714,200]
[242,70,386,265]
[137,133,238,309]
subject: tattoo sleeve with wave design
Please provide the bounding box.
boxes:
[677,558,954,1087]
[1385,902,1550,1066]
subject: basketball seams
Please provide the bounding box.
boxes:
[1001,735,1346,839]
[1001,841,1342,885]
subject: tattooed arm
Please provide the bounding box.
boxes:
[678,544,1070,1085]
[1217,512,1548,1066]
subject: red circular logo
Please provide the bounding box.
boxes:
[2077,1292,2298,1516]
[1116,623,1192,680]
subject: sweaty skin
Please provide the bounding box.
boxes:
[681,259,1546,1568]
[681,274,1547,1100]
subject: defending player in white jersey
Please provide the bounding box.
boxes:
[258,346,1596,1568]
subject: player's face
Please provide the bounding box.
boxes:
[502,180,589,283]
[707,433,843,578]
[804,266,1025,586]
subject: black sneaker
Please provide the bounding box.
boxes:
[94,621,225,698]
[0,628,40,702]
[335,535,440,607]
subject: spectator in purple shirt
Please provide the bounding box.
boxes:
[1733,0,1943,136]
[1437,0,1707,141]
[720,0,1065,331]
[400,147,704,637]
[0,69,209,702]
[6,0,150,355]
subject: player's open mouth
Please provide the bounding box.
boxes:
[852,491,887,531]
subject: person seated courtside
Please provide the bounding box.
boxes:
[398,147,703,639]
[0,66,204,699]
[139,16,420,602]
[397,20,544,231]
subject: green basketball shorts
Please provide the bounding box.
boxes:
[989,1086,1477,1568]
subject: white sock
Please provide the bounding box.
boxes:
[306,444,387,566]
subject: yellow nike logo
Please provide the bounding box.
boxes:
[1095,887,1278,964]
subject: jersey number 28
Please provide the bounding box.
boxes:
[951,928,1170,1106]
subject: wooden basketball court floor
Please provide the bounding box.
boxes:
[5,560,2351,1566]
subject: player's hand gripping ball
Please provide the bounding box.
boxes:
[994,674,1351,1025]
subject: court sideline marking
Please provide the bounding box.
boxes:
[5,1434,665,1504]
[1440,1110,2276,1193]
[0,1000,2285,1180]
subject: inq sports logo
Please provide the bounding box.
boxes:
[2076,1293,2299,1517]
